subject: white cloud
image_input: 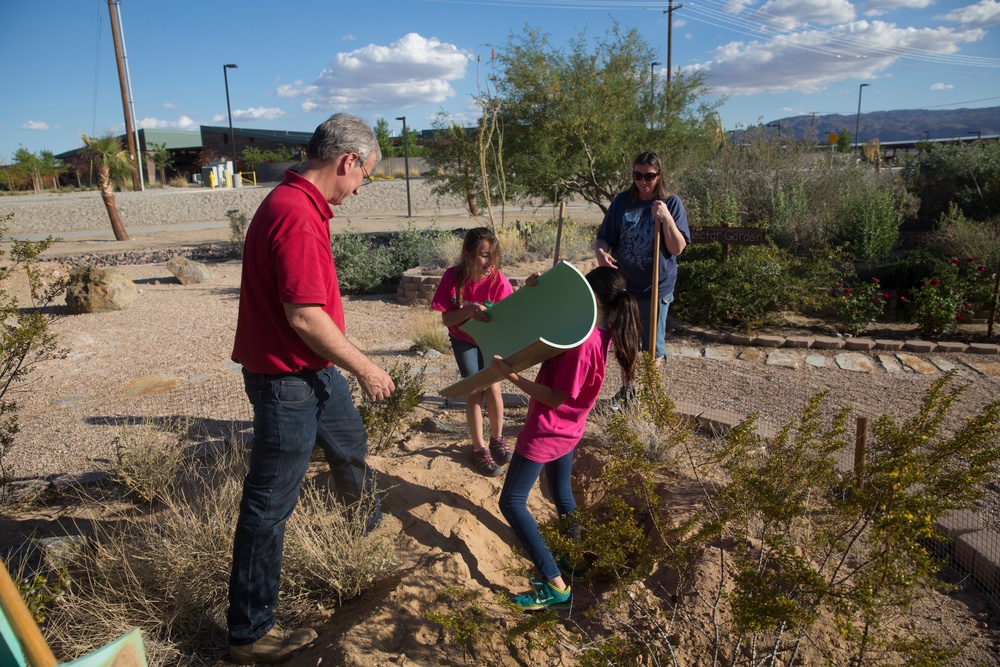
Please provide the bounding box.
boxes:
[863,0,934,15]
[137,115,198,130]
[686,20,986,96]
[942,0,1000,26]
[21,120,50,130]
[758,0,856,30]
[342,34,357,41]
[930,82,954,90]
[278,32,471,112]
[211,107,287,123]
[161,102,179,109]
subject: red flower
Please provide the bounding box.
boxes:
[980,265,987,272]
[953,257,960,264]
[969,257,976,263]
[930,261,937,267]
[883,292,890,299]
[966,302,972,308]
[930,278,940,286]
[957,314,964,322]
[900,295,906,302]
[845,287,852,294]
[871,277,879,284]
[871,297,878,303]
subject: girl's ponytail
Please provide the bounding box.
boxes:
[586,267,641,384]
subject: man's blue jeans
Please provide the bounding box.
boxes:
[227,366,380,646]
[498,450,576,582]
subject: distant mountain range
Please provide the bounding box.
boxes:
[747,106,999,144]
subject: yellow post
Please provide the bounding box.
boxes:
[208,170,216,189]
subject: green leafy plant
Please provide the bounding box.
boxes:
[0,213,66,501]
[424,586,492,656]
[910,255,993,337]
[356,362,426,454]
[332,226,446,294]
[16,569,70,624]
[833,276,889,336]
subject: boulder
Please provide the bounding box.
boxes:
[167,256,213,285]
[65,266,138,313]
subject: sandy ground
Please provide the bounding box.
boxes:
[2,184,1000,664]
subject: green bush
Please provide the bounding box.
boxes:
[356,362,426,454]
[674,244,830,328]
[909,255,994,337]
[902,141,1000,222]
[832,276,889,336]
[331,226,446,294]
[836,185,903,263]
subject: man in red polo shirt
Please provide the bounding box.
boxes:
[227,113,395,665]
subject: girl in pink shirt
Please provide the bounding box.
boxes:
[490,266,640,611]
[432,228,514,477]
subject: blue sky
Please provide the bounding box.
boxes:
[2,0,998,159]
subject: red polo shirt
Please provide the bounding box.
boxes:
[232,170,346,374]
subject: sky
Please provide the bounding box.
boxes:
[1,0,999,159]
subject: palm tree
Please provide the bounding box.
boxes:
[81,134,131,241]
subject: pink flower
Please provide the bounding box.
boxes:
[883,292,890,299]
[980,265,987,272]
[900,295,906,302]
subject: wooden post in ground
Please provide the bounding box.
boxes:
[552,201,566,268]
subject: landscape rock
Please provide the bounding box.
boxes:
[64,266,138,313]
[167,256,213,284]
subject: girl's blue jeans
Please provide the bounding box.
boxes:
[227,366,379,646]
[499,450,577,582]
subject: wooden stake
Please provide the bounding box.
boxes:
[552,201,566,268]
[649,209,662,355]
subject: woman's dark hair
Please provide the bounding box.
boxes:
[454,227,501,305]
[586,267,640,384]
[627,150,672,202]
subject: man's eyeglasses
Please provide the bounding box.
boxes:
[359,159,373,187]
[633,171,659,182]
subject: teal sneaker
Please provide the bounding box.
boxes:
[512,580,572,611]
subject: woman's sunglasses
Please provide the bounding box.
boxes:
[633,171,659,182]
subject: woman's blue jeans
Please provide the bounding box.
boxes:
[499,450,576,582]
[227,366,379,646]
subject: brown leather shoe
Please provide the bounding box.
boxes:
[229,625,317,664]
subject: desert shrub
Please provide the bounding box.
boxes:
[902,140,1000,222]
[356,361,426,454]
[836,183,904,263]
[167,174,188,188]
[933,204,1000,272]
[674,244,824,328]
[15,568,70,625]
[98,417,194,503]
[332,226,445,294]
[226,209,250,258]
[44,441,397,665]
[412,308,449,354]
[514,216,597,262]
[420,232,463,269]
[832,276,890,336]
[0,213,65,501]
[554,370,1000,666]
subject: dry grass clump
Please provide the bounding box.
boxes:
[44,426,399,666]
[97,417,195,503]
[412,307,449,354]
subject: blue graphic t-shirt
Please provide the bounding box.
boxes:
[596,192,690,298]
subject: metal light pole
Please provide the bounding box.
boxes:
[396,116,412,217]
[854,83,870,152]
[224,64,239,176]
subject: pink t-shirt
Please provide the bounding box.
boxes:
[515,326,611,463]
[431,265,514,345]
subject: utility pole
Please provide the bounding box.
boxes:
[107,0,140,192]
[663,2,683,86]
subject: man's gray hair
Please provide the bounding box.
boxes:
[306,113,381,164]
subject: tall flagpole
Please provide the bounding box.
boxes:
[107,0,140,192]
